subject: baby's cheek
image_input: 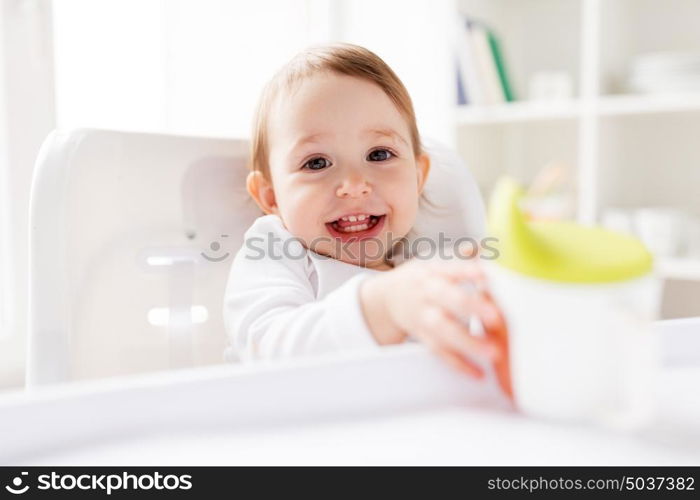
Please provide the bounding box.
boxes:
[393,187,420,227]
[287,197,330,242]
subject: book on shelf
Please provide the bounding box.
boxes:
[454,16,515,106]
[456,64,469,105]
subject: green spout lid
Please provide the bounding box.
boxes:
[488,177,653,283]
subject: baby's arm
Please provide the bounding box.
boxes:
[224,248,380,361]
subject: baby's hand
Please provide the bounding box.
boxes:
[360,256,513,398]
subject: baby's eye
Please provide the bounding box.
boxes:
[367,149,394,162]
[303,157,331,171]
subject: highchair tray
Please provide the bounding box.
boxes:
[0,319,698,465]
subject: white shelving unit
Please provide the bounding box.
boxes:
[456,93,700,125]
[455,100,582,124]
[452,0,700,316]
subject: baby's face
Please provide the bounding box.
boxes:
[263,72,429,269]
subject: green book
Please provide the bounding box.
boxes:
[486,29,515,102]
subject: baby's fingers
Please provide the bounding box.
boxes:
[477,292,514,400]
[437,346,485,379]
[422,336,485,379]
[418,305,500,361]
[425,277,502,336]
[478,290,509,342]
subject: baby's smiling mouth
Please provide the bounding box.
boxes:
[327,213,384,234]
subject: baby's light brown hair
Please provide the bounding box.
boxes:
[249,43,423,178]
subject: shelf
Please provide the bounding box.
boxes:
[455,93,700,125]
[657,258,700,282]
[598,93,700,117]
[455,100,581,125]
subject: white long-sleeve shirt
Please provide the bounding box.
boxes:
[223,214,383,362]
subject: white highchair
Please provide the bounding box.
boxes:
[27,129,487,386]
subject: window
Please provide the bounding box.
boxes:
[52,0,332,137]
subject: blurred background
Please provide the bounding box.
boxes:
[1,0,699,392]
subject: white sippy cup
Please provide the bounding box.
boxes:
[484,177,661,427]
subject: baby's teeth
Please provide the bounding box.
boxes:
[337,223,369,233]
[341,216,349,221]
[348,215,357,222]
[357,214,367,221]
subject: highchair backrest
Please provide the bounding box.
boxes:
[27,129,485,386]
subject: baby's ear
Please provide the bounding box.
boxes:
[416,153,431,194]
[246,171,278,215]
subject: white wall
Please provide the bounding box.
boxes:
[338,0,457,146]
[51,0,456,144]
[52,0,332,137]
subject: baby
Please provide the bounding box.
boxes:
[223,44,511,396]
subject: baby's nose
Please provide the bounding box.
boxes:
[336,173,372,198]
